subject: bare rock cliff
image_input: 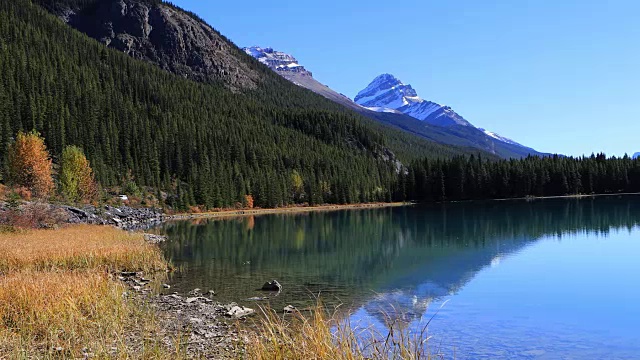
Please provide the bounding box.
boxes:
[41,0,260,91]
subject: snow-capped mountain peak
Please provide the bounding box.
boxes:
[354,74,419,109]
[353,74,540,155]
[243,46,311,76]
[355,74,471,127]
[244,45,364,110]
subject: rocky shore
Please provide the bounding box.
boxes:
[63,205,166,230]
[119,272,251,359]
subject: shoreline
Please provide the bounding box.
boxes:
[167,192,640,222]
[490,192,640,202]
[169,202,414,220]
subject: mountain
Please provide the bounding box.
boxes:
[33,2,487,161]
[355,74,541,157]
[355,74,472,127]
[38,0,544,160]
[243,46,364,110]
[243,47,543,159]
[2,0,492,211]
[36,0,261,91]
[634,152,640,159]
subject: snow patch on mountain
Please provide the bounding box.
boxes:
[403,102,443,121]
[366,107,403,114]
[481,129,520,146]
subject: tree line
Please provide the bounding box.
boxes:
[395,154,640,203]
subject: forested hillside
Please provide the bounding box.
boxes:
[0,0,483,209]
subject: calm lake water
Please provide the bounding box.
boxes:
[160,196,640,359]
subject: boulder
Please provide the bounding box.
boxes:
[188,288,202,296]
[261,280,282,292]
[143,233,167,244]
[226,305,255,319]
[186,297,211,304]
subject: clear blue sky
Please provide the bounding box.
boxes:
[173,0,640,156]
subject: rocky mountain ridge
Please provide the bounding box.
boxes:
[242,45,360,108]
[38,0,261,91]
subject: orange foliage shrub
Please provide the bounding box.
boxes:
[188,205,204,214]
[7,131,54,198]
[245,195,255,209]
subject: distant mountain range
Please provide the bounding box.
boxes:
[634,152,640,159]
[245,46,544,158]
[33,0,545,160]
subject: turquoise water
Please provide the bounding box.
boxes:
[160,196,640,359]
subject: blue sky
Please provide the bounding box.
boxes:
[173,0,640,156]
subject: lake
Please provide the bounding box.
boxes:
[159,195,640,359]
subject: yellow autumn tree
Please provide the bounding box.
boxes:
[59,146,98,203]
[291,170,305,202]
[7,131,54,198]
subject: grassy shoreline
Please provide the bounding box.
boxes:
[0,225,176,358]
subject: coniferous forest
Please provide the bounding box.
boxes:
[1,0,640,210]
[399,154,640,202]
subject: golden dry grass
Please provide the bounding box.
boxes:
[0,225,181,358]
[0,270,186,358]
[0,224,167,273]
[246,304,439,360]
[0,270,124,355]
